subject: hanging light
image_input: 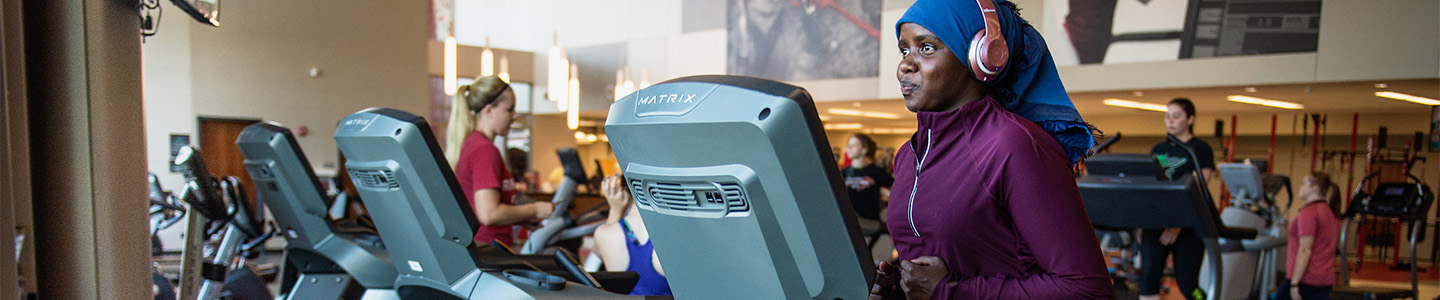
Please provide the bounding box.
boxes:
[621,68,635,99]
[481,37,494,77]
[548,33,568,104]
[444,35,457,96]
[567,64,580,130]
[497,54,510,83]
[614,69,626,101]
[614,68,636,101]
[638,69,650,89]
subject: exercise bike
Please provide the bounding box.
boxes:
[172,146,278,300]
[149,173,186,300]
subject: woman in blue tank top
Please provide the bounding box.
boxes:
[593,175,672,296]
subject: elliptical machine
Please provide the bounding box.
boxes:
[172,146,278,300]
[1207,162,1292,300]
[334,108,647,299]
[518,148,600,255]
[1334,156,1433,300]
[236,122,400,299]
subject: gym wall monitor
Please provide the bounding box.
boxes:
[605,75,875,299]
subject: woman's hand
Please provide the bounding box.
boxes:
[900,256,949,300]
[870,261,901,300]
[1160,227,1183,246]
[1289,285,1302,300]
[529,201,554,220]
[602,176,630,210]
[601,175,631,224]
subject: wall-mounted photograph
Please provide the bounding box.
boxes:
[1051,0,1322,65]
[727,0,882,81]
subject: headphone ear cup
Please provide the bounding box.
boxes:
[969,32,998,82]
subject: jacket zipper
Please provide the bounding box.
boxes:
[908,129,931,238]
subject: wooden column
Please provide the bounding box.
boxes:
[22,0,149,299]
[1,0,30,298]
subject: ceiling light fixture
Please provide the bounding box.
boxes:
[444,35,457,96]
[481,37,494,77]
[823,123,862,130]
[548,33,569,106]
[1226,95,1304,109]
[638,69,650,89]
[567,64,580,130]
[1375,91,1440,105]
[497,55,510,83]
[1102,99,1167,112]
[614,68,635,101]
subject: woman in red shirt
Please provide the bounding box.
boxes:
[444,76,553,245]
[1280,171,1341,300]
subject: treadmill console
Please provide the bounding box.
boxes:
[606,75,873,299]
[1352,183,1431,218]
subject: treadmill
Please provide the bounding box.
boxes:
[604,75,875,299]
[1078,147,1259,300]
[334,108,646,299]
[1334,169,1434,300]
[236,122,400,299]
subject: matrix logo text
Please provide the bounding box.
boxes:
[343,119,370,126]
[637,94,697,105]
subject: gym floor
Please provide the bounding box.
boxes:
[1348,260,1439,300]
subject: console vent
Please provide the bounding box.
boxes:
[244,164,274,180]
[721,184,749,213]
[627,179,748,217]
[628,179,650,207]
[350,169,399,190]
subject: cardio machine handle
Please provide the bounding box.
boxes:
[1166,134,1214,202]
[553,247,602,289]
[175,146,229,220]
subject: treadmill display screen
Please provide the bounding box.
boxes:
[1384,186,1406,196]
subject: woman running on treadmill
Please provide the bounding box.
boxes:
[1139,97,1215,300]
[842,133,894,239]
[873,0,1111,298]
[593,175,672,296]
[1279,171,1340,300]
[444,76,554,246]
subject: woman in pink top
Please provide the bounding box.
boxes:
[444,76,554,245]
[1281,171,1341,300]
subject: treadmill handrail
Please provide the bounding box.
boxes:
[1166,134,1215,203]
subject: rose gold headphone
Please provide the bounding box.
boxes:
[968,0,1008,82]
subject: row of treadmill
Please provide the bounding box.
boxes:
[172,75,1431,300]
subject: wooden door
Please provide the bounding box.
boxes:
[198,118,261,211]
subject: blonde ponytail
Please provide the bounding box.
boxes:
[444,76,511,169]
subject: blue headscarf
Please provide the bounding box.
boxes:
[897,0,1095,164]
